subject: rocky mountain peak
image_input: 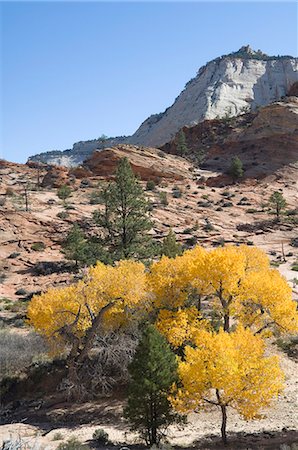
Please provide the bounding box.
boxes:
[28,47,297,166]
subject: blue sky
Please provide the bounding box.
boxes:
[1,1,297,163]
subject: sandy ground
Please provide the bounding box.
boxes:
[0,348,297,449]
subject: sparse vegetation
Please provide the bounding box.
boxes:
[269,191,287,221]
[31,241,46,251]
[89,190,102,205]
[52,432,64,441]
[92,428,109,445]
[57,437,90,450]
[161,229,182,258]
[62,224,89,267]
[176,130,189,156]
[228,156,244,181]
[0,330,47,378]
[57,184,72,204]
[172,187,182,198]
[57,211,69,220]
[146,179,156,191]
[159,191,168,206]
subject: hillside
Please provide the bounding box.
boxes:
[1,127,297,304]
[162,95,298,183]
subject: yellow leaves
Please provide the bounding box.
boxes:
[148,255,194,309]
[173,327,284,419]
[155,307,210,348]
[27,260,147,352]
[236,244,270,272]
[237,268,298,334]
[202,246,248,298]
[28,244,298,358]
[148,244,298,335]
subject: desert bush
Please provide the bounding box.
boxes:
[80,178,92,188]
[32,261,71,275]
[172,187,182,198]
[275,335,298,359]
[57,184,72,204]
[52,432,64,441]
[92,428,109,445]
[89,191,102,205]
[31,242,46,252]
[246,208,258,214]
[57,211,69,220]
[159,191,168,206]
[185,236,197,246]
[0,273,7,284]
[64,204,75,210]
[221,191,232,197]
[15,288,27,296]
[0,330,47,378]
[0,196,6,206]
[5,187,14,196]
[8,252,20,259]
[197,201,212,208]
[146,180,156,191]
[222,201,233,207]
[290,237,298,248]
[203,221,214,232]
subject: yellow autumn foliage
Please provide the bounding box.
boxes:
[27,260,147,352]
[148,244,298,338]
[172,326,284,420]
[155,307,210,348]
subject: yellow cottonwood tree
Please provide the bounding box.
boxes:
[171,327,284,444]
[149,245,298,339]
[27,260,147,396]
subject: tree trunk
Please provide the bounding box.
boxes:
[223,313,230,332]
[66,301,116,398]
[220,404,228,445]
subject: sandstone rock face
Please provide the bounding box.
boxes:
[79,144,192,181]
[29,136,128,168]
[41,166,70,188]
[28,46,297,166]
[162,96,298,183]
[130,55,297,147]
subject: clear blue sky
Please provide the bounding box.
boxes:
[1,1,297,163]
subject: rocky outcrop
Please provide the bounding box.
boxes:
[130,49,297,147]
[75,145,192,181]
[29,136,128,168]
[28,46,298,166]
[162,96,298,183]
[41,166,70,188]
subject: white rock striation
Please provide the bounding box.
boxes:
[28,47,298,166]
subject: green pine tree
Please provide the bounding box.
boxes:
[228,156,244,181]
[176,130,189,156]
[57,184,72,204]
[62,224,88,267]
[93,158,156,261]
[161,229,182,258]
[124,325,183,446]
[269,191,287,221]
